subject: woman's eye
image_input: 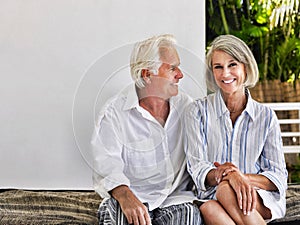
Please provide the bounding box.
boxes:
[229,63,237,67]
[214,65,222,69]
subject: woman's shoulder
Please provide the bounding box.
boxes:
[184,94,216,116]
[194,93,215,107]
[250,98,275,114]
[248,98,278,125]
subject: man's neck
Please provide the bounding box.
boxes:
[138,96,170,127]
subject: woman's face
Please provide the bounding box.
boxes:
[211,50,246,95]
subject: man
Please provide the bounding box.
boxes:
[91,34,202,225]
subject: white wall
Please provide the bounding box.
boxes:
[0,1,206,189]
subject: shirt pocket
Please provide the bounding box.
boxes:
[123,138,161,180]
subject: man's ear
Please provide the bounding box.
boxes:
[141,69,151,84]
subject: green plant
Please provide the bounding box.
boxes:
[290,163,300,183]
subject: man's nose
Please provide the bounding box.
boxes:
[176,68,183,79]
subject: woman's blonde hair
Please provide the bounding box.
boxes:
[206,34,259,92]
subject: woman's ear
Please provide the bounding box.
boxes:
[141,69,151,84]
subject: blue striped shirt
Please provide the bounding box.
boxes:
[184,89,288,203]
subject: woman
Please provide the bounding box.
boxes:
[184,35,287,224]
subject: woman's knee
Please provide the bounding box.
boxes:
[199,200,219,215]
[215,181,233,201]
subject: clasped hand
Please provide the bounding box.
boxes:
[214,162,257,215]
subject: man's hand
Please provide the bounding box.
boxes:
[111,185,152,225]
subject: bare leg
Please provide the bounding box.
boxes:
[255,194,272,220]
[216,181,267,225]
[200,200,235,225]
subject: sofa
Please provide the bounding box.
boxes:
[0,184,299,224]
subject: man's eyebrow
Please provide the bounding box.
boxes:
[172,62,180,67]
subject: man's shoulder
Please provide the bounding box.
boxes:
[101,85,137,111]
[94,89,133,126]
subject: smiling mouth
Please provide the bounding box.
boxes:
[222,79,236,84]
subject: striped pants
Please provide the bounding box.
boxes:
[98,198,203,225]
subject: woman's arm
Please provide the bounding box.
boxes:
[257,108,288,195]
[220,169,278,215]
[245,174,278,191]
[184,101,214,191]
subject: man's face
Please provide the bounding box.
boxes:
[150,47,183,99]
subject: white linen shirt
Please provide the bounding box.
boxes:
[91,84,196,211]
[184,89,288,219]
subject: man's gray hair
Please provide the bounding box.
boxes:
[130,34,177,88]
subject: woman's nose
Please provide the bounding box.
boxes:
[222,67,231,76]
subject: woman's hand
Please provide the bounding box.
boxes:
[222,170,257,216]
[214,162,239,184]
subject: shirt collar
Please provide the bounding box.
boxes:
[244,89,255,120]
[122,83,139,111]
[215,89,227,118]
[215,88,255,120]
[122,83,179,112]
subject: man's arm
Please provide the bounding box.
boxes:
[111,185,151,225]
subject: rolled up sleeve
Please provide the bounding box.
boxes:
[259,111,288,197]
[91,105,130,198]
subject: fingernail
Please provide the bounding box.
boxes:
[244,211,247,215]
[247,211,250,216]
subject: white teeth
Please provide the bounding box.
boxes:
[223,79,234,84]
